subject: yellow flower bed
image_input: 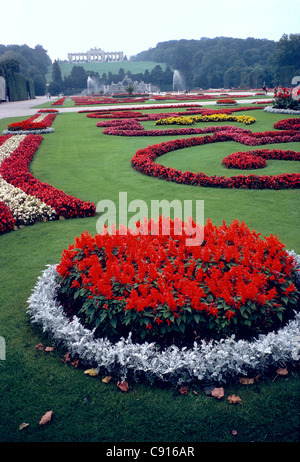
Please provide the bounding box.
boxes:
[155,116,196,125]
[155,114,256,126]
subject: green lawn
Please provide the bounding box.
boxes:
[0,104,299,443]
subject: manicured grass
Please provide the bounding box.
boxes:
[0,104,299,443]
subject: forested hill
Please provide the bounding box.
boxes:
[132,35,300,89]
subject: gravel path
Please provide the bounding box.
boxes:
[0,93,271,120]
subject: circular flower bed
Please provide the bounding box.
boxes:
[222,149,300,170]
[55,218,299,344]
[27,219,300,385]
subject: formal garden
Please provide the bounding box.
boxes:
[0,89,299,443]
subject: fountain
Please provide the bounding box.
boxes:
[87,76,99,94]
[173,70,185,91]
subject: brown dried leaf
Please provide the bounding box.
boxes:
[61,352,71,363]
[276,367,288,376]
[102,375,113,383]
[35,343,44,351]
[117,381,129,392]
[228,395,242,404]
[178,386,189,395]
[211,387,224,399]
[39,410,53,426]
[19,422,29,431]
[45,346,54,353]
[239,377,255,385]
[71,359,79,368]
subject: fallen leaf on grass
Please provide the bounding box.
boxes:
[71,359,79,368]
[102,375,113,383]
[19,422,29,431]
[44,346,54,353]
[84,368,99,377]
[61,352,71,363]
[35,343,44,351]
[211,387,224,399]
[117,381,129,392]
[239,377,255,385]
[39,410,53,426]
[276,367,288,376]
[178,386,189,395]
[228,395,242,404]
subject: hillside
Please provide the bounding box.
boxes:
[132,35,300,89]
[49,61,166,83]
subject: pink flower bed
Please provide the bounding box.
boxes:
[92,106,264,137]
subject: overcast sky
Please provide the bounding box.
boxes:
[1,0,299,61]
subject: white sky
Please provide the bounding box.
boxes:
[1,0,299,61]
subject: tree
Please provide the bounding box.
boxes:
[125,84,135,95]
[70,65,87,89]
[51,60,62,92]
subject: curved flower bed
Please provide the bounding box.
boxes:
[273,118,300,131]
[92,107,264,137]
[27,253,300,385]
[222,149,300,170]
[131,132,300,189]
[264,106,300,115]
[0,134,96,233]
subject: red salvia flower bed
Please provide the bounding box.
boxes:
[56,218,299,343]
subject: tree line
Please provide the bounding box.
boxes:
[0,44,51,98]
[132,34,300,89]
[49,62,174,95]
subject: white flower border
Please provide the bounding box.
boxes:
[27,261,300,385]
[264,106,300,115]
[2,128,54,135]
